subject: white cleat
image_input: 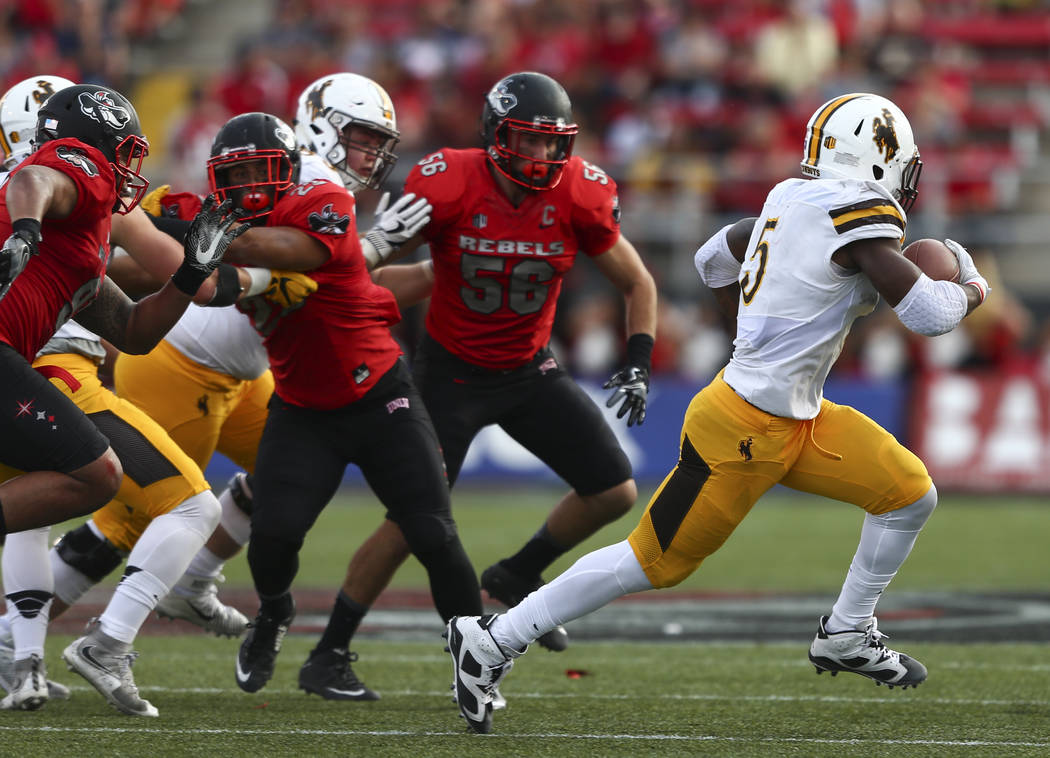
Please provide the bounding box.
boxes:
[62,633,158,717]
[443,614,517,734]
[0,619,71,701]
[155,574,248,638]
[809,615,927,689]
[0,654,49,711]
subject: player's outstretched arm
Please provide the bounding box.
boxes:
[593,234,658,427]
[221,225,329,271]
[77,197,246,352]
[370,259,434,307]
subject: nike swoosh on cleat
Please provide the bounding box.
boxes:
[79,645,108,673]
[235,659,253,684]
[326,687,366,697]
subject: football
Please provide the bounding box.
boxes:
[902,238,960,282]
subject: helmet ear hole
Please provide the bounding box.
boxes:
[872,166,884,180]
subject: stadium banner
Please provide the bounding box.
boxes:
[204,374,908,486]
[910,367,1050,493]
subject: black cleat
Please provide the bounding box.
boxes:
[299,648,380,701]
[236,601,295,693]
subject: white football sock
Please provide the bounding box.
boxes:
[2,527,54,659]
[177,547,226,591]
[827,485,938,633]
[491,540,652,653]
[99,491,220,643]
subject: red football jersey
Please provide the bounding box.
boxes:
[404,149,621,370]
[237,178,403,409]
[0,139,116,360]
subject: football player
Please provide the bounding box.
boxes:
[199,111,482,697]
[0,82,244,714]
[112,74,434,702]
[308,71,656,700]
[443,92,990,733]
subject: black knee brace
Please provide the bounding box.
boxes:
[229,472,254,516]
[54,523,125,582]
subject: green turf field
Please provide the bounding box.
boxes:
[3,488,1049,756]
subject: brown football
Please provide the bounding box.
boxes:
[902,238,960,282]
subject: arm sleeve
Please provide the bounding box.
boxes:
[694,224,741,287]
[892,273,969,336]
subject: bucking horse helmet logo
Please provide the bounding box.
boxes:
[872,108,899,164]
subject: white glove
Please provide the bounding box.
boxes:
[944,238,990,304]
[361,192,431,268]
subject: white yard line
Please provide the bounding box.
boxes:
[0,725,1045,748]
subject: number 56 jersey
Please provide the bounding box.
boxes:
[404,148,621,370]
[724,177,906,421]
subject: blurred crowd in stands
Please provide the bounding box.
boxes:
[2,0,1049,383]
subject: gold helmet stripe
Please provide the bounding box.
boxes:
[804,94,864,168]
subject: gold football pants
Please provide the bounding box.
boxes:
[1,353,211,553]
[93,339,272,550]
[628,372,932,588]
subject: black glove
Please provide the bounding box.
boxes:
[604,364,649,427]
[0,218,42,302]
[604,333,654,428]
[171,196,248,296]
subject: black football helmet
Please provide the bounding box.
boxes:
[207,112,300,222]
[480,71,578,191]
[35,84,150,214]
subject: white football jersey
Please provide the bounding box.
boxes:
[723,177,906,419]
[36,319,106,361]
[298,150,344,187]
[164,304,267,381]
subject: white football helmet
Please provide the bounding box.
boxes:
[0,75,75,170]
[293,73,399,192]
[800,93,922,212]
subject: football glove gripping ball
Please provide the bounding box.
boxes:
[604,365,649,427]
[943,238,990,304]
[361,191,431,268]
[172,196,247,295]
[0,218,42,303]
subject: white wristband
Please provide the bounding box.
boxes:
[361,238,381,270]
[243,267,271,297]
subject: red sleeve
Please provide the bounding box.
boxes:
[159,191,203,220]
[29,139,115,224]
[403,148,466,243]
[567,157,621,256]
[270,180,358,261]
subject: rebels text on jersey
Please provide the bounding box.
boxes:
[0,139,116,360]
[237,179,403,409]
[405,149,621,370]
